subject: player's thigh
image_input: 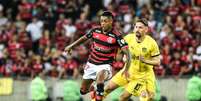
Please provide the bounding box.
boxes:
[111,70,128,87]
[96,64,112,80]
[96,68,111,81]
[105,80,120,92]
[125,79,146,97]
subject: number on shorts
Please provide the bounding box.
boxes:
[134,83,142,91]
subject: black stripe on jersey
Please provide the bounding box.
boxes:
[93,38,113,47]
[151,54,160,57]
[90,54,109,62]
[94,48,113,54]
[92,51,113,59]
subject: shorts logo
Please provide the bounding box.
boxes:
[134,83,142,91]
[84,64,90,70]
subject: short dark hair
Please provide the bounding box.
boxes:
[136,18,148,26]
[101,11,114,19]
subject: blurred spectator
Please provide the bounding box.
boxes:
[26,16,43,53]
[75,11,91,38]
[18,24,32,52]
[30,71,48,101]
[186,71,201,101]
[193,45,201,61]
[31,55,44,78]
[0,4,8,27]
[17,59,31,80]
[63,79,82,101]
[38,30,51,55]
[7,34,21,63]
[18,0,33,22]
[46,65,59,78]
[63,18,77,41]
[58,56,79,79]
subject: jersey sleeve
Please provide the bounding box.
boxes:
[84,29,94,38]
[151,40,160,57]
[123,34,130,42]
[116,35,128,49]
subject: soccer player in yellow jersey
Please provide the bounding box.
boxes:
[104,18,161,101]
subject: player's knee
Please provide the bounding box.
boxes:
[97,70,109,81]
[140,91,154,101]
[148,92,155,100]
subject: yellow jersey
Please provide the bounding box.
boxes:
[124,33,160,79]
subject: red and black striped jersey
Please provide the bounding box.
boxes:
[84,27,128,65]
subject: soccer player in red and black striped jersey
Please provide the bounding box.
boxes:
[64,11,131,101]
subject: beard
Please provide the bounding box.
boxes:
[102,26,111,32]
[136,32,142,39]
[102,27,108,32]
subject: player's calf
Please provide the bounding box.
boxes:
[95,83,104,101]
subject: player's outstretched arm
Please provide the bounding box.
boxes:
[122,48,131,70]
[64,36,88,54]
[139,55,161,66]
[121,48,131,79]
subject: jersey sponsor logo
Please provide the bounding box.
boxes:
[107,37,114,44]
[94,45,112,52]
[95,34,99,38]
[132,55,139,60]
[142,47,147,53]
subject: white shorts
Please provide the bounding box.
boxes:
[83,62,112,80]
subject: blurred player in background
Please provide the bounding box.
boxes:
[64,11,131,101]
[104,18,161,101]
[186,71,201,101]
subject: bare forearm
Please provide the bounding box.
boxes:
[68,36,87,48]
[141,56,160,66]
[122,48,131,70]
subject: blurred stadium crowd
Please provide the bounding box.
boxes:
[0,0,200,80]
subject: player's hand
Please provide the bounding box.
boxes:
[64,46,72,55]
[122,69,130,81]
